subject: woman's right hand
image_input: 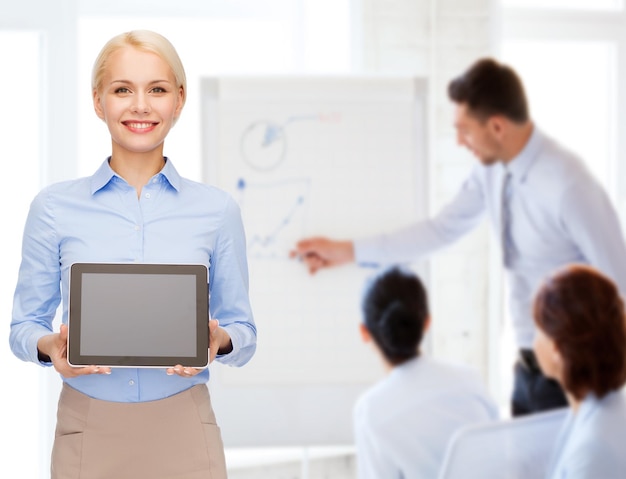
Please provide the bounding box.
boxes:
[37,324,111,378]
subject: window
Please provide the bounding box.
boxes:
[502,40,617,194]
[495,1,625,411]
[503,0,624,11]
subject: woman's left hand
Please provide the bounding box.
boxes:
[166,319,232,377]
[208,318,232,363]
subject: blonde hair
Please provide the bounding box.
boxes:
[91,30,187,109]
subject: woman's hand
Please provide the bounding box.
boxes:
[37,324,111,378]
[208,318,232,363]
[166,319,232,377]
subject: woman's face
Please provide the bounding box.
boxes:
[92,46,183,157]
[533,326,562,383]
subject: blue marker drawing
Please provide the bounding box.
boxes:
[239,115,320,172]
[236,177,312,259]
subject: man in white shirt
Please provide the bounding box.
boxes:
[291,57,626,416]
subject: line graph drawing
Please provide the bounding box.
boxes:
[239,112,341,172]
[235,176,312,259]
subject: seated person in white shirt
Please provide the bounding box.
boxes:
[533,264,626,479]
[353,266,499,479]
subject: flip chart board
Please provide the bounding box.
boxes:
[201,76,428,446]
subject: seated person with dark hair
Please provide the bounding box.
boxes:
[353,266,498,479]
[533,264,626,478]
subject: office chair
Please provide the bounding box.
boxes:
[438,407,568,479]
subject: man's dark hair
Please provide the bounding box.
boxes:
[448,57,529,123]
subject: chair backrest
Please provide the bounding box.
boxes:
[438,408,568,479]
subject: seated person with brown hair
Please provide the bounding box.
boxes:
[533,264,626,479]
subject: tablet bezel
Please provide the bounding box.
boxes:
[68,262,209,368]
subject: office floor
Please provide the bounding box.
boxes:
[226,447,356,479]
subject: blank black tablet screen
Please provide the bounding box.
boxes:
[68,263,208,367]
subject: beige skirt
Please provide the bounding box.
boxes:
[51,383,227,479]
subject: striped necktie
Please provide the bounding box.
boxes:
[501,170,516,266]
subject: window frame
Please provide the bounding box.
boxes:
[489,2,626,411]
[501,6,626,203]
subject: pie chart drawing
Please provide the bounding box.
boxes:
[240,120,286,172]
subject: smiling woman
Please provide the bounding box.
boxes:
[1,3,353,476]
[92,41,185,186]
[9,30,257,479]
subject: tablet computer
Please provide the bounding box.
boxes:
[68,262,209,368]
